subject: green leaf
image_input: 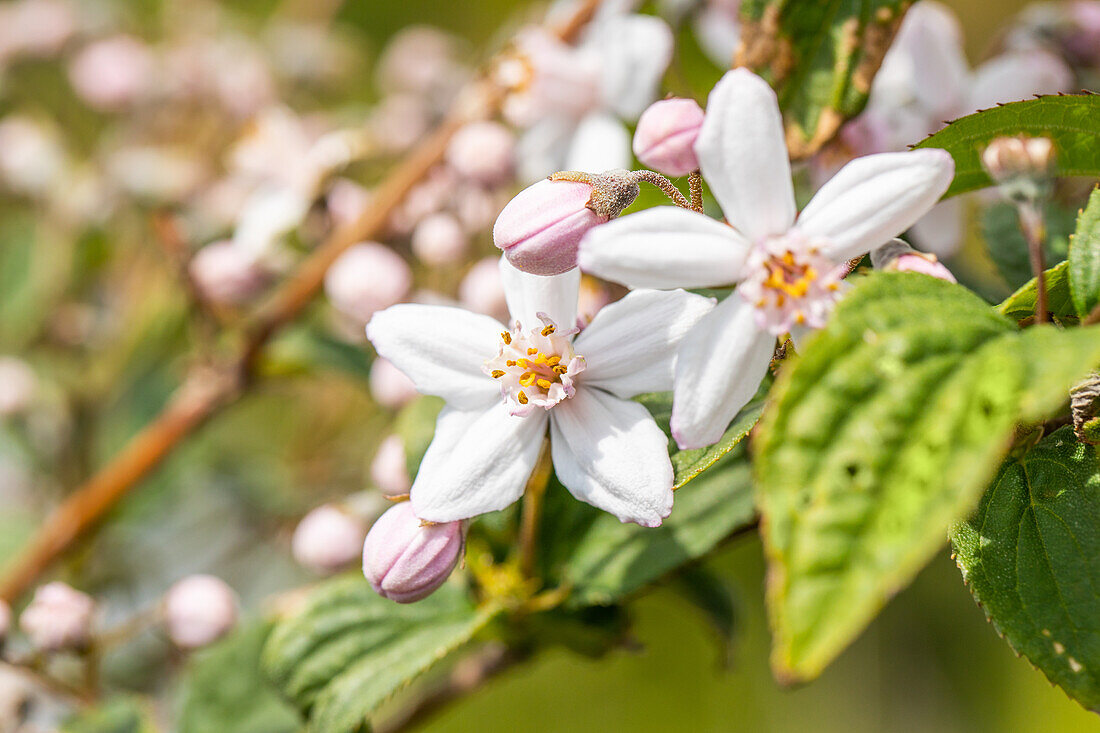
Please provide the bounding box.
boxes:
[982,201,1074,290]
[998,261,1076,323]
[263,576,496,733]
[673,565,740,667]
[393,395,444,477]
[562,447,755,608]
[755,272,1100,683]
[738,0,910,158]
[636,377,768,489]
[1069,187,1100,318]
[915,95,1100,199]
[63,696,156,733]
[952,427,1100,711]
[178,623,301,733]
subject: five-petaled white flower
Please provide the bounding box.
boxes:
[578,69,955,451]
[366,257,714,527]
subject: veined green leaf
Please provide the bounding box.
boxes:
[738,0,912,158]
[263,576,495,733]
[755,272,1100,683]
[916,95,1100,199]
[952,427,1100,711]
[1069,187,1100,318]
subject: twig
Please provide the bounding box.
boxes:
[1017,201,1048,323]
[517,439,553,579]
[0,0,606,604]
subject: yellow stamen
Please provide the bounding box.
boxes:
[527,347,538,355]
[501,332,511,345]
[536,378,552,389]
[518,391,528,404]
[541,324,556,336]
[491,370,505,378]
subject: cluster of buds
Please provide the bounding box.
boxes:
[19,582,95,651]
[981,135,1057,203]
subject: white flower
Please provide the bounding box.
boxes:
[579,69,954,450]
[367,258,714,527]
[500,12,674,181]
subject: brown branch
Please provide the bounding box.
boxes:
[0,0,605,605]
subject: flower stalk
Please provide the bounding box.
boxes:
[517,438,553,579]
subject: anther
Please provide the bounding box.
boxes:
[491,370,505,378]
[501,332,511,345]
[518,391,528,404]
[541,324,555,336]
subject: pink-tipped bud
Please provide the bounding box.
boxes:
[371,434,412,495]
[445,121,515,185]
[494,172,638,276]
[0,600,10,644]
[370,357,418,410]
[189,240,269,305]
[632,98,705,177]
[0,356,36,417]
[458,256,508,320]
[163,575,238,649]
[871,239,957,283]
[324,242,412,323]
[292,504,368,574]
[411,212,468,266]
[19,582,95,651]
[67,35,156,111]
[362,502,464,603]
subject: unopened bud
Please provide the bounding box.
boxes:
[871,239,957,283]
[370,358,418,410]
[362,501,464,603]
[324,242,412,323]
[20,582,95,651]
[411,212,469,266]
[445,121,515,185]
[493,171,638,276]
[67,35,155,111]
[189,240,270,305]
[458,256,508,320]
[163,575,238,649]
[371,434,412,495]
[632,98,705,177]
[981,135,1056,202]
[292,504,369,574]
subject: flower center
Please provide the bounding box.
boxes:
[737,233,847,336]
[483,315,586,416]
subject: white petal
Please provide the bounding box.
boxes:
[891,1,970,119]
[499,256,580,331]
[515,118,574,184]
[575,289,715,398]
[795,149,955,263]
[589,14,674,120]
[695,69,796,240]
[577,206,750,289]
[366,304,500,410]
[565,112,632,173]
[411,403,549,522]
[908,197,964,259]
[968,50,1072,112]
[692,4,741,68]
[550,387,673,527]
[670,295,775,450]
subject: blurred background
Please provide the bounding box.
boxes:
[0,0,1097,730]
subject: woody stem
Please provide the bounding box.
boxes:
[517,438,553,579]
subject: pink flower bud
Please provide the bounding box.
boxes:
[163,575,238,649]
[371,435,411,496]
[67,35,156,111]
[0,600,10,643]
[189,240,269,305]
[493,179,604,276]
[324,242,412,323]
[362,501,464,603]
[292,504,368,574]
[326,178,372,229]
[871,239,957,283]
[458,256,508,320]
[0,357,36,416]
[445,122,515,185]
[412,212,468,266]
[370,358,418,410]
[20,582,95,651]
[632,98,705,177]
[453,186,499,234]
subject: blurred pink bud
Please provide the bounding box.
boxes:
[412,212,468,266]
[370,358,418,410]
[291,505,368,574]
[362,501,464,604]
[498,28,601,125]
[453,186,500,234]
[493,179,603,275]
[189,241,269,305]
[871,239,957,283]
[0,116,66,196]
[0,600,10,643]
[20,582,95,651]
[0,357,36,416]
[632,98,705,177]
[369,94,431,152]
[326,178,372,229]
[67,35,155,111]
[0,0,75,59]
[445,122,515,185]
[164,575,238,649]
[371,435,411,496]
[324,243,412,323]
[375,26,463,96]
[458,257,508,320]
[1067,2,1100,64]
